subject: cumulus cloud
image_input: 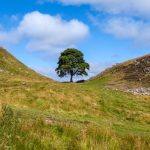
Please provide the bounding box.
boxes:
[40,0,150,49]
[0,11,89,54]
[104,17,142,39]
[47,0,150,18]
[37,0,150,49]
[103,17,150,47]
[88,14,150,48]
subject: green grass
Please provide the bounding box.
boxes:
[0,77,150,150]
[0,48,150,149]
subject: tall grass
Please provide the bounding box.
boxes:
[0,48,150,149]
[0,105,150,150]
[0,105,44,149]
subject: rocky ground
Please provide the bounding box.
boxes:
[125,87,150,95]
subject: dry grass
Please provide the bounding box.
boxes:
[0,48,150,149]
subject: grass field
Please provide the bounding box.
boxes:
[0,48,150,149]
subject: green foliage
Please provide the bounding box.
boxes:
[56,48,90,82]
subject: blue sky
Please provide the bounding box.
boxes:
[0,0,149,81]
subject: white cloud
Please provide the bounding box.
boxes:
[0,11,89,55]
[104,17,142,39]
[88,14,150,48]
[103,17,150,47]
[52,0,150,18]
[0,31,20,43]
[37,0,150,49]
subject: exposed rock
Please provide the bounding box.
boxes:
[126,88,150,95]
[97,54,150,86]
[123,55,150,84]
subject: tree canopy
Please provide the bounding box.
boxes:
[55,48,90,82]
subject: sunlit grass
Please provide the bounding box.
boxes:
[0,48,150,149]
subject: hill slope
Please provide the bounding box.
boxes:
[0,47,53,82]
[0,49,150,150]
[92,54,150,94]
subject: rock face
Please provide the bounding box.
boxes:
[126,88,150,95]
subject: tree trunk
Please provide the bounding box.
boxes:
[70,71,73,82]
[70,74,73,82]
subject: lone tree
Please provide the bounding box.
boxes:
[55,48,90,82]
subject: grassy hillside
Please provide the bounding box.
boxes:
[92,54,150,91]
[0,47,53,82]
[0,48,150,150]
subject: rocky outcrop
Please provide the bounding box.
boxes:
[92,54,150,95]
[126,88,150,95]
[123,55,150,84]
